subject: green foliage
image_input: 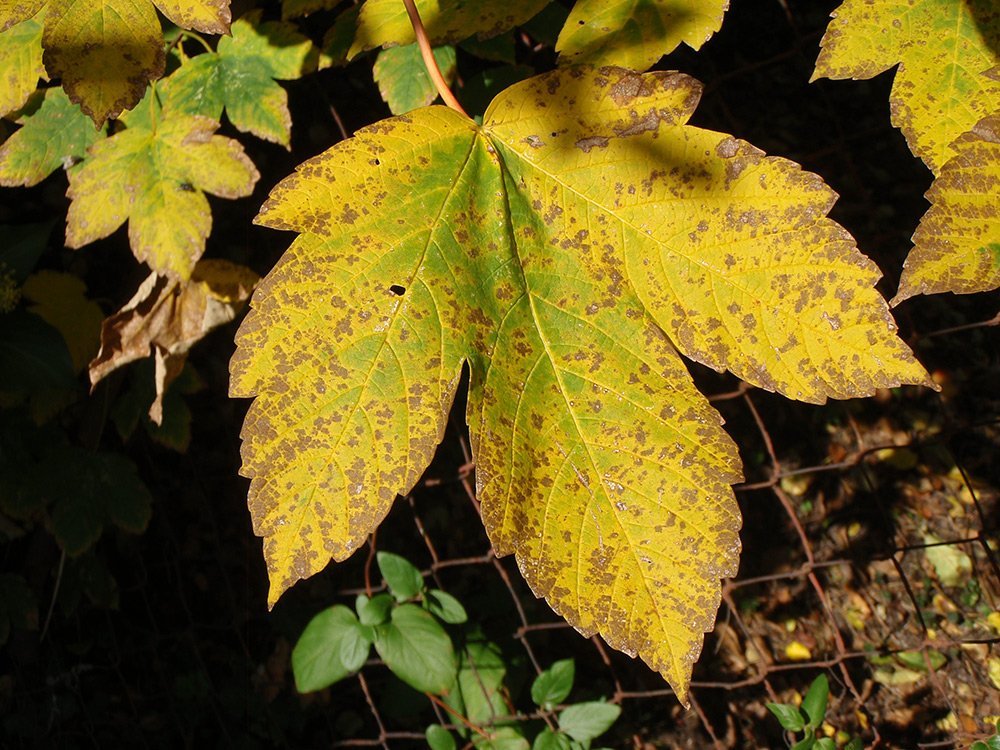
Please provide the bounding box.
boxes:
[972,722,1000,750]
[766,675,863,750]
[291,552,620,749]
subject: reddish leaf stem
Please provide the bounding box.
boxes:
[401,0,468,117]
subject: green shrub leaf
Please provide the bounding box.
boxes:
[373,603,456,694]
[292,604,370,692]
[425,589,467,624]
[377,552,425,601]
[557,702,621,743]
[531,659,575,709]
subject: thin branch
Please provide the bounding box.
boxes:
[401,0,468,117]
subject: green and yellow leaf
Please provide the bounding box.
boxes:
[231,67,932,702]
[161,10,315,146]
[893,113,1000,303]
[813,0,1000,173]
[373,43,456,115]
[349,0,549,57]
[66,103,259,279]
[6,0,231,126]
[0,86,103,187]
[0,13,43,117]
[556,0,728,72]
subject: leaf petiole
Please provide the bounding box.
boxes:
[400,0,468,117]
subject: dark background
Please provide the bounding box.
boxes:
[2,1,998,747]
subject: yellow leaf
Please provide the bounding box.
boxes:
[483,70,934,403]
[988,612,1000,633]
[0,0,44,31]
[21,270,102,372]
[349,0,548,57]
[66,111,259,279]
[556,0,728,72]
[988,658,1000,690]
[42,0,165,126]
[813,0,1000,173]
[893,112,1000,303]
[233,67,932,703]
[90,259,257,423]
[154,0,230,34]
[785,640,812,661]
[0,12,43,117]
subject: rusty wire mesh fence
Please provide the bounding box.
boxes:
[3,1,998,748]
[301,309,1000,749]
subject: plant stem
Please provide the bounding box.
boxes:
[401,0,468,117]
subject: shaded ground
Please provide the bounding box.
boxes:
[2,1,999,748]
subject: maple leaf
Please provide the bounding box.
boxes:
[813,0,1000,174]
[893,113,1000,304]
[230,67,932,702]
[556,0,729,72]
[349,0,549,57]
[0,0,232,126]
[374,43,457,115]
[65,98,259,280]
[90,259,258,424]
[0,86,103,187]
[160,11,316,147]
[0,12,42,117]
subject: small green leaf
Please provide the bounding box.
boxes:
[533,729,571,750]
[377,551,424,602]
[161,10,315,146]
[425,589,467,624]
[292,605,368,692]
[474,727,530,750]
[373,603,456,694]
[0,87,103,188]
[558,702,621,743]
[801,674,829,727]
[767,702,806,733]
[356,592,394,625]
[895,649,946,672]
[426,724,457,750]
[531,659,575,709]
[814,739,835,750]
[373,43,456,115]
[987,736,1000,750]
[446,638,508,729]
[971,743,989,750]
[340,620,373,672]
[844,739,864,750]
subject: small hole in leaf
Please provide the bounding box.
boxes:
[179,182,195,192]
[374,158,381,165]
[389,285,405,296]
